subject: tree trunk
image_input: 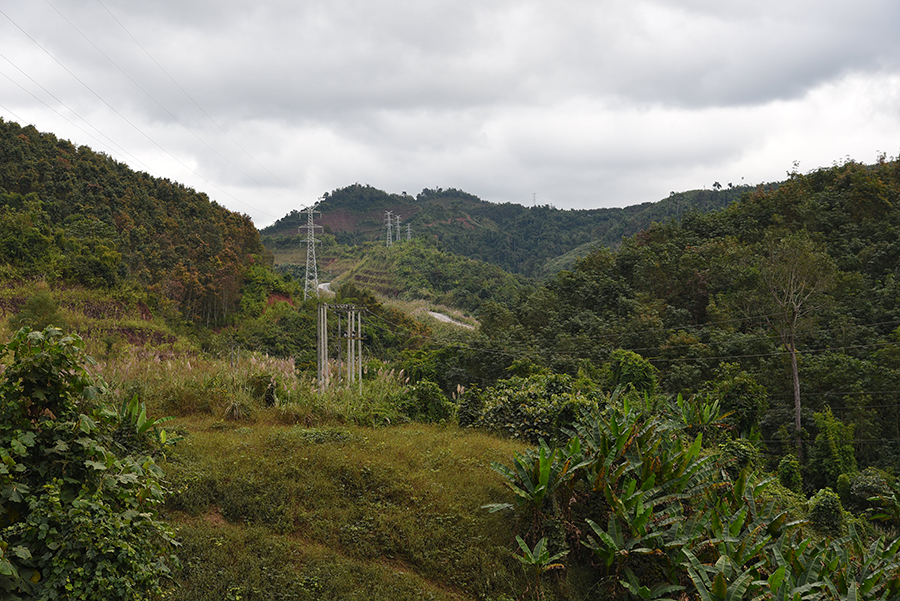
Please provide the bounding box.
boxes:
[789,339,803,462]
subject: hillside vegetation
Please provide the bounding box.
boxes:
[262,182,749,279]
[0,118,264,323]
[4,120,900,600]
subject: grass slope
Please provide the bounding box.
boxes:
[164,419,530,601]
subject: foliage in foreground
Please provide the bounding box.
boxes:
[488,398,900,600]
[0,327,178,600]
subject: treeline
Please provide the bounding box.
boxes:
[316,240,525,314]
[0,119,265,322]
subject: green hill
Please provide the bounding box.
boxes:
[4,119,900,601]
[0,118,265,322]
[262,183,754,279]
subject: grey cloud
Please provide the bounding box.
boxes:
[3,0,900,226]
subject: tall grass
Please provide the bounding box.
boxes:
[94,339,429,429]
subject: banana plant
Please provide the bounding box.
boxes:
[488,438,583,527]
[619,567,684,601]
[116,394,180,451]
[584,513,662,571]
[682,549,761,601]
[822,524,900,601]
[514,536,568,600]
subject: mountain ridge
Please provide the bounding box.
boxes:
[261,182,763,278]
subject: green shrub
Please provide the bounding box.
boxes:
[701,363,767,434]
[400,379,454,423]
[808,487,843,535]
[720,438,759,479]
[778,455,803,493]
[807,407,857,490]
[246,372,279,406]
[849,467,891,511]
[600,349,657,394]
[0,327,178,599]
[837,473,852,506]
[8,287,67,331]
[457,385,483,428]
[472,373,598,443]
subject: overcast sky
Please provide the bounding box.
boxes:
[3,1,900,227]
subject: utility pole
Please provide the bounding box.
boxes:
[302,204,321,300]
[385,211,393,247]
[395,213,401,244]
[317,303,363,393]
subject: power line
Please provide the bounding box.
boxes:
[0,5,282,220]
[43,0,296,215]
[92,0,303,211]
[0,53,157,174]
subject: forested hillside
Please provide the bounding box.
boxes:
[262,182,749,278]
[420,157,900,480]
[0,118,264,322]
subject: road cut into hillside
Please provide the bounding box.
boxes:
[427,311,475,329]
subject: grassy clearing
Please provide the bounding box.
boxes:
[162,419,533,600]
[0,285,576,599]
[84,343,562,598]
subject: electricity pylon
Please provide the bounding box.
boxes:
[302,204,321,300]
[385,211,393,247]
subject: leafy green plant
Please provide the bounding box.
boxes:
[808,488,843,535]
[807,408,857,491]
[682,550,758,601]
[114,393,180,454]
[488,439,581,537]
[778,455,803,493]
[514,536,568,600]
[471,374,599,443]
[8,287,67,331]
[0,327,179,599]
[400,379,454,423]
[601,349,658,395]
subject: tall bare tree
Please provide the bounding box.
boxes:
[758,231,836,461]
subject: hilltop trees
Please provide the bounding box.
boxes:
[473,156,900,477]
[0,119,265,324]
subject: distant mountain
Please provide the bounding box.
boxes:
[261,183,765,278]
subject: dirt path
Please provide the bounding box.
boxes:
[427,311,475,329]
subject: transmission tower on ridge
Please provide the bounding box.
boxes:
[302,204,322,300]
[384,211,393,247]
[395,214,401,243]
[406,223,411,241]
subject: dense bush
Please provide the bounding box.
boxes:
[399,379,454,423]
[0,327,178,599]
[807,407,858,491]
[462,373,599,443]
[490,401,900,600]
[778,455,803,493]
[7,287,67,331]
[600,349,657,395]
[808,487,844,535]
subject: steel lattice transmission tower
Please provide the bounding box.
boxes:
[302,204,322,300]
[384,210,393,247]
